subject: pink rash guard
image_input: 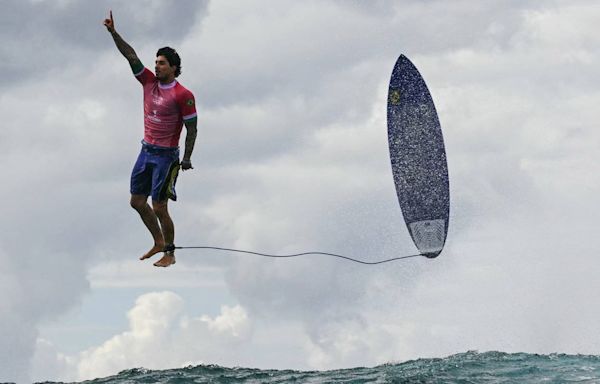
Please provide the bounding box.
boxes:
[134,66,197,148]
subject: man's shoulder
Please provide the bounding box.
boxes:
[174,82,195,107]
[173,81,197,116]
[136,67,157,86]
[174,81,194,96]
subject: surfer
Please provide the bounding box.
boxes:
[103,10,198,267]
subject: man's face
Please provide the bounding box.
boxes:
[155,55,176,81]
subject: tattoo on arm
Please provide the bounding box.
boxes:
[183,120,198,161]
[110,31,140,66]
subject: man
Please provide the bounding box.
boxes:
[103,10,198,267]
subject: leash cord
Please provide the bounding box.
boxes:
[174,245,425,265]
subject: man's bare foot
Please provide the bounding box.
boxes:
[140,243,165,260]
[153,252,176,267]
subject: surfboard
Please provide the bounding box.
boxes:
[387,55,449,258]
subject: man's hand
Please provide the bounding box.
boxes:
[182,120,197,170]
[103,10,115,33]
[181,159,193,171]
[104,10,139,64]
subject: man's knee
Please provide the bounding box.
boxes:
[130,195,147,211]
[152,200,169,218]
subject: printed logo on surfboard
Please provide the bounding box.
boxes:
[388,89,401,105]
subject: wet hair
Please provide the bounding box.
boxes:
[156,47,182,77]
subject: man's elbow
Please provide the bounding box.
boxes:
[126,55,140,65]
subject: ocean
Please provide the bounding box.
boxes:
[36,351,600,384]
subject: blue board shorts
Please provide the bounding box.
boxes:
[130,141,180,202]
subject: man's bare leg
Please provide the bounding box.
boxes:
[130,194,165,260]
[152,200,176,267]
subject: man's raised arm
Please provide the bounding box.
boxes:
[103,10,141,68]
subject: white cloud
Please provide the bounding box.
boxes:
[74,291,185,379]
[31,338,77,382]
[34,292,252,381]
[200,305,250,338]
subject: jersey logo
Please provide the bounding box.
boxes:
[186,99,195,106]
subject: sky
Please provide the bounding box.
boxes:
[1,0,599,382]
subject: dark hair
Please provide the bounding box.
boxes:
[156,46,182,77]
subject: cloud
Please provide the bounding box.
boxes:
[33,291,252,381]
[0,244,90,383]
[200,304,250,338]
[31,338,76,382]
[87,260,226,289]
[0,0,208,86]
